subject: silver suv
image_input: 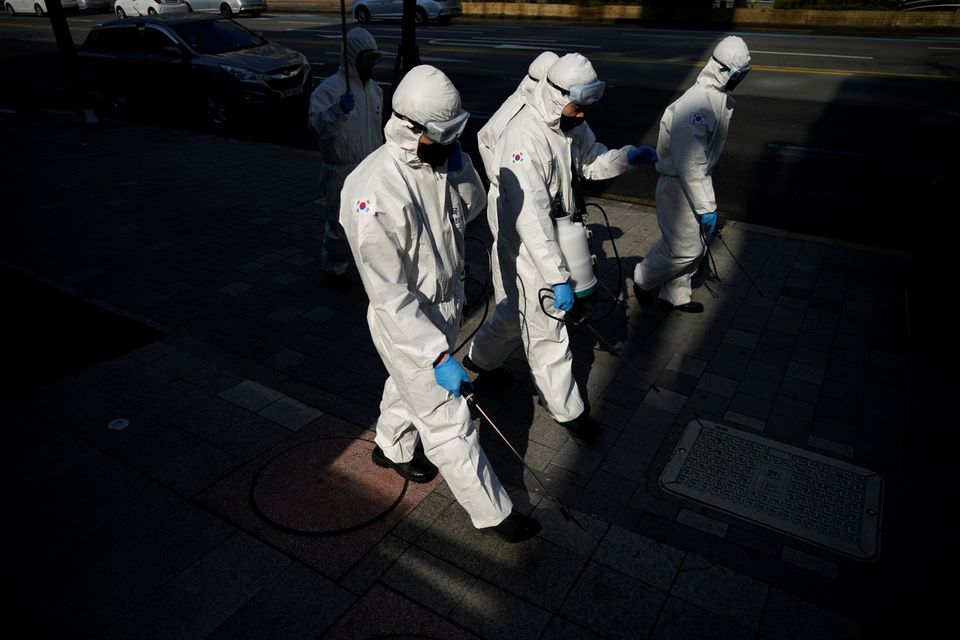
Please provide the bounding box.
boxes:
[352,0,462,25]
[183,0,266,17]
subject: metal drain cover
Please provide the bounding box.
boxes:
[660,420,883,560]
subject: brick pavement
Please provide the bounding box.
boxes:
[3,109,948,639]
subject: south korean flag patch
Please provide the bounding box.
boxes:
[688,112,707,126]
[354,198,375,215]
[510,151,524,164]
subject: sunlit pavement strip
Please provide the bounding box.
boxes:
[660,420,883,560]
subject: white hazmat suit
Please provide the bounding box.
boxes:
[309,28,383,275]
[469,53,638,423]
[635,36,751,306]
[339,65,512,529]
[476,51,559,323]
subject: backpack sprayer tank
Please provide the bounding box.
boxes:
[555,213,597,298]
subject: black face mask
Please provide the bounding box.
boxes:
[417,141,455,168]
[559,114,583,133]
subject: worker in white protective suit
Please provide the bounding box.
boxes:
[464,51,559,391]
[634,36,751,313]
[339,65,540,543]
[308,28,383,280]
[467,53,658,439]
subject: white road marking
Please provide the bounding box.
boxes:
[752,50,873,60]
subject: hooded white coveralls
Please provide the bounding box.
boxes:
[339,65,512,529]
[468,54,637,422]
[476,51,559,329]
[635,36,751,306]
[309,28,383,275]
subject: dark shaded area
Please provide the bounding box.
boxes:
[3,268,164,388]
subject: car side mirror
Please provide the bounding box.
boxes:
[160,44,185,58]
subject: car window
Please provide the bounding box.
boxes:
[171,19,266,55]
[90,26,141,53]
[142,27,180,53]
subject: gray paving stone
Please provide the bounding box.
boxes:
[382,546,477,616]
[108,418,204,475]
[560,561,667,640]
[671,553,769,631]
[150,442,240,497]
[218,380,285,412]
[449,579,552,640]
[479,535,589,612]
[786,361,825,385]
[643,387,688,414]
[219,281,253,296]
[723,328,760,349]
[540,616,603,640]
[772,395,817,424]
[100,532,290,640]
[697,372,739,398]
[51,502,236,637]
[665,352,708,377]
[764,413,811,445]
[257,396,323,431]
[207,562,354,640]
[780,547,840,580]
[779,376,820,404]
[675,506,732,539]
[723,410,766,431]
[728,392,773,422]
[209,413,292,462]
[725,525,782,557]
[651,596,754,640]
[531,502,608,558]
[759,589,861,640]
[586,470,639,503]
[94,363,178,401]
[654,369,699,396]
[594,525,684,590]
[169,397,252,439]
[135,379,212,420]
[338,534,409,596]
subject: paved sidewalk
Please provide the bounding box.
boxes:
[2,109,950,639]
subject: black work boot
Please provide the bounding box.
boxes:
[463,355,513,393]
[556,413,601,442]
[659,299,704,314]
[372,445,438,483]
[481,511,541,544]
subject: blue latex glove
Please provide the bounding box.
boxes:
[434,355,472,397]
[698,211,718,237]
[627,144,658,166]
[339,92,355,114]
[446,140,463,172]
[552,283,575,312]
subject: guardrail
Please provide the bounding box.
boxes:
[264,2,960,29]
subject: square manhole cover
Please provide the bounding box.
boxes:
[660,420,883,560]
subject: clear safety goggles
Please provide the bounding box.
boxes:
[548,79,606,106]
[712,56,751,84]
[356,49,382,66]
[395,109,471,145]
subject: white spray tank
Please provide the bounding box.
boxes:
[555,213,597,299]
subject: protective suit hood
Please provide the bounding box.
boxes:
[697,36,750,92]
[386,65,465,168]
[340,28,378,82]
[529,53,598,132]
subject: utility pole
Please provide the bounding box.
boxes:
[391,0,422,95]
[46,0,97,124]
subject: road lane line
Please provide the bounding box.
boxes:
[928,47,960,51]
[751,50,874,60]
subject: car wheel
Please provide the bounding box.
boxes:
[116,6,125,17]
[414,7,427,25]
[5,3,15,16]
[219,3,232,17]
[147,7,156,14]
[205,94,232,128]
[354,6,369,23]
[437,15,451,25]
[34,3,44,15]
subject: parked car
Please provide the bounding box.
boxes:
[114,0,188,18]
[352,0,461,25]
[183,0,266,18]
[77,0,111,11]
[78,15,311,128]
[4,0,79,15]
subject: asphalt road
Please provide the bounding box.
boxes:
[2,12,958,250]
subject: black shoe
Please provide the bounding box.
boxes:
[463,355,513,392]
[371,445,438,483]
[633,281,653,304]
[659,300,704,314]
[481,511,541,544]
[556,413,602,442]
